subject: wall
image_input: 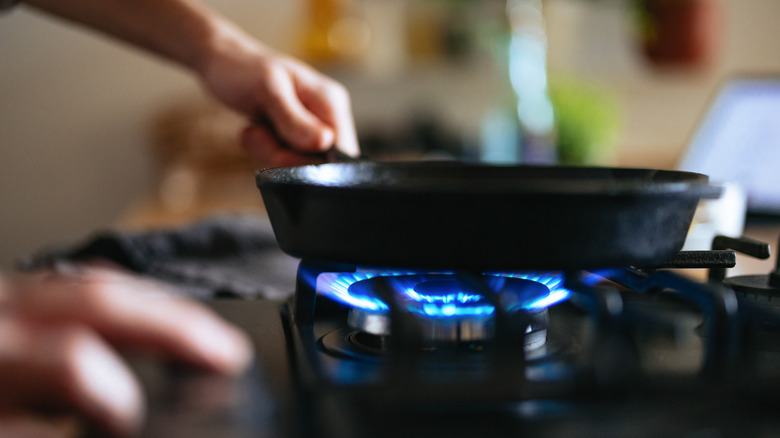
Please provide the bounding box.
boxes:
[0,0,300,267]
[545,0,780,167]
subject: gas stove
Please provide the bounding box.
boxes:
[142,233,780,438]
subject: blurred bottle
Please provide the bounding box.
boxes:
[300,0,371,67]
[480,0,556,164]
[506,0,556,164]
[405,1,475,64]
[635,0,723,69]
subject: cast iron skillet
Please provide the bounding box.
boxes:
[256,161,721,271]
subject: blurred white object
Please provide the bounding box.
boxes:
[678,77,780,215]
[682,181,747,250]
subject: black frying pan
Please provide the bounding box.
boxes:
[256,162,720,271]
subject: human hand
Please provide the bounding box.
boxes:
[22,0,359,168]
[0,265,252,437]
[197,25,359,167]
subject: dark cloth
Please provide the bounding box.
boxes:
[0,0,19,12]
[20,214,298,300]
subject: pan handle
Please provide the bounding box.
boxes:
[701,183,725,199]
[251,114,364,163]
[323,147,363,163]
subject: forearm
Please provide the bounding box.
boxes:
[21,0,359,156]
[22,0,256,75]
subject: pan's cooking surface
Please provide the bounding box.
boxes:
[256,163,720,270]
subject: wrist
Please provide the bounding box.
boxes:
[194,17,264,79]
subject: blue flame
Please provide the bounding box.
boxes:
[315,270,420,312]
[316,269,572,318]
[375,275,497,318]
[488,271,572,310]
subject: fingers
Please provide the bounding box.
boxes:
[258,58,359,159]
[260,63,335,152]
[12,267,253,376]
[0,319,143,436]
[295,72,359,158]
[241,125,327,168]
[0,266,253,436]
[304,75,359,158]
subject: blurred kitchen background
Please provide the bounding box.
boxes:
[1,0,779,268]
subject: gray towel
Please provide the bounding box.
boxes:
[20,214,298,300]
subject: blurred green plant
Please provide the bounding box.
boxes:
[549,78,621,165]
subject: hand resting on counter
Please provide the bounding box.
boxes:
[0,265,252,437]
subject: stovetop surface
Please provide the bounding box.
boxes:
[136,292,780,438]
[134,222,780,438]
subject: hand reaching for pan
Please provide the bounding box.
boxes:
[0,265,252,437]
[220,49,361,167]
[22,0,360,169]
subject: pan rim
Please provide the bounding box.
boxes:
[256,162,720,198]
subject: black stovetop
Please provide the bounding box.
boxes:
[138,234,780,438]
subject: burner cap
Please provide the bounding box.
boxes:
[344,274,553,344]
[346,306,549,346]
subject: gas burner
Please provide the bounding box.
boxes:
[321,304,551,363]
[710,235,780,310]
[314,273,559,368]
[343,274,552,344]
[725,274,780,305]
